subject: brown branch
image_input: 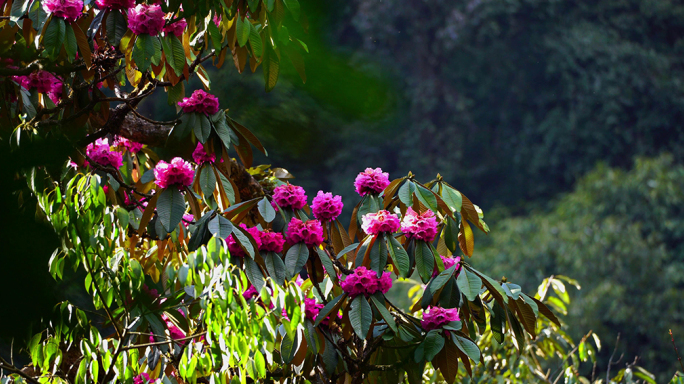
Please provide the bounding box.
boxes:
[0,357,41,384]
[121,331,207,351]
[671,330,684,374]
[605,333,623,383]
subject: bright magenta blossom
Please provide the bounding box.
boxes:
[227,224,262,257]
[354,167,390,196]
[273,184,307,210]
[192,142,216,164]
[42,0,83,21]
[242,284,258,300]
[421,306,460,331]
[433,255,461,277]
[133,373,152,384]
[114,136,143,153]
[311,191,343,222]
[401,207,439,242]
[14,71,62,104]
[86,138,123,169]
[95,0,133,9]
[259,230,285,253]
[361,210,400,235]
[287,218,324,247]
[177,89,220,115]
[161,312,186,345]
[127,4,165,36]
[163,18,187,37]
[153,157,194,189]
[304,298,324,321]
[340,266,392,298]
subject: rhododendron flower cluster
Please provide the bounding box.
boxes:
[227,224,262,257]
[177,89,220,115]
[127,4,165,36]
[287,218,324,247]
[242,285,258,300]
[14,71,62,104]
[354,167,390,196]
[154,158,194,189]
[311,191,343,222]
[421,306,461,331]
[86,138,124,169]
[133,373,152,384]
[42,0,83,21]
[163,18,187,37]
[434,255,461,277]
[95,0,133,10]
[114,136,143,153]
[161,312,186,344]
[304,298,324,321]
[259,230,285,253]
[192,142,216,164]
[361,210,401,235]
[340,266,393,298]
[401,207,439,242]
[272,184,308,210]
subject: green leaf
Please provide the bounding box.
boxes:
[199,164,216,198]
[398,181,415,207]
[132,33,157,73]
[64,24,78,61]
[349,295,372,339]
[208,215,234,239]
[263,251,286,286]
[315,246,337,282]
[502,283,521,300]
[370,293,397,332]
[284,242,309,278]
[236,16,250,47]
[337,242,359,260]
[44,18,66,60]
[415,185,438,213]
[282,0,300,20]
[194,113,212,143]
[244,255,265,292]
[258,197,276,222]
[430,264,456,295]
[207,19,222,52]
[456,269,482,301]
[443,216,460,253]
[314,294,344,326]
[249,23,263,57]
[414,240,434,283]
[231,225,256,258]
[213,112,232,150]
[280,329,298,364]
[386,234,410,277]
[423,330,445,362]
[162,35,186,76]
[452,334,480,363]
[441,186,462,213]
[157,188,185,232]
[106,10,127,47]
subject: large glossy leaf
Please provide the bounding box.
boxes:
[194,113,212,143]
[282,0,300,20]
[243,255,265,292]
[430,264,456,295]
[415,185,438,213]
[207,215,233,239]
[284,242,309,279]
[44,18,66,60]
[452,334,480,363]
[422,330,445,362]
[314,294,345,326]
[315,246,337,282]
[386,234,410,278]
[161,35,186,76]
[370,293,397,332]
[236,16,250,47]
[106,10,127,48]
[157,188,185,232]
[349,295,372,339]
[398,180,416,207]
[456,268,482,301]
[64,24,77,61]
[199,165,216,198]
[440,186,462,213]
[263,251,286,286]
[231,225,256,258]
[258,197,276,222]
[414,240,434,283]
[132,33,158,73]
[280,329,298,364]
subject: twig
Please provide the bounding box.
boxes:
[551,331,592,384]
[606,333,623,383]
[121,331,207,351]
[0,356,41,384]
[671,330,684,373]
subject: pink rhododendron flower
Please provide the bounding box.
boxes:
[42,0,83,21]
[227,224,262,257]
[311,191,343,222]
[340,266,392,298]
[361,210,400,235]
[95,0,133,10]
[192,142,216,164]
[259,230,285,253]
[401,207,439,242]
[113,136,143,153]
[177,89,220,115]
[86,138,124,169]
[354,167,390,196]
[433,255,461,277]
[161,312,186,345]
[421,306,461,331]
[304,298,324,321]
[242,284,258,300]
[272,184,308,210]
[127,4,165,36]
[14,71,63,104]
[133,373,152,384]
[213,15,221,27]
[287,218,324,247]
[153,157,194,189]
[182,213,194,227]
[163,18,187,37]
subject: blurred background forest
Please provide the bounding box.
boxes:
[2,0,684,380]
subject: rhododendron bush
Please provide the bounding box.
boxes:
[0,0,564,383]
